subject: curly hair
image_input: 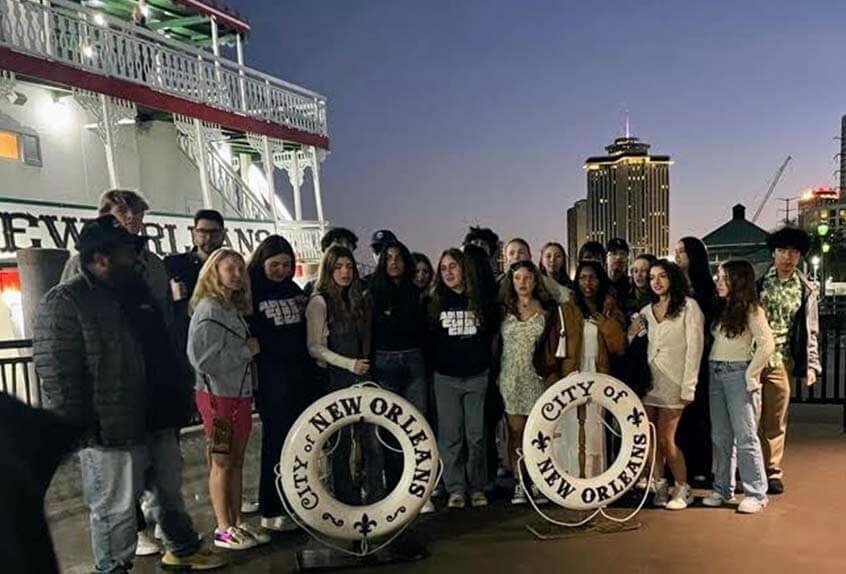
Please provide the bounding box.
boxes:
[500,260,554,317]
[463,226,500,257]
[714,260,761,338]
[314,245,368,324]
[190,248,252,315]
[649,259,690,319]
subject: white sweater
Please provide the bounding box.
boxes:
[642,297,705,403]
[709,306,775,391]
[305,294,358,373]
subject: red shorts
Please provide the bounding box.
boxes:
[195,390,253,442]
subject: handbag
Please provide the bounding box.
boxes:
[198,317,252,455]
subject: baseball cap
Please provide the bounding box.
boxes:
[606,238,630,255]
[76,214,146,259]
[370,229,398,248]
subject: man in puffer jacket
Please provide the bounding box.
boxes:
[34,215,224,573]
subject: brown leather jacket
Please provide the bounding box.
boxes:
[534,295,626,384]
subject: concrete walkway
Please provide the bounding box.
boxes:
[48,405,846,573]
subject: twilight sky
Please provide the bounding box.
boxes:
[228,0,844,260]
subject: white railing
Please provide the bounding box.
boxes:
[281,222,324,265]
[0,0,328,138]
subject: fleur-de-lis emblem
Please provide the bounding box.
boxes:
[531,431,551,453]
[354,513,377,537]
[627,407,644,427]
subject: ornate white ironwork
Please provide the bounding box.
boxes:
[0,0,328,138]
[173,115,273,222]
[0,69,15,101]
[72,88,136,145]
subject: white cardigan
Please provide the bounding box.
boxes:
[642,297,705,403]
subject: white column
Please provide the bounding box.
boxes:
[210,17,220,57]
[292,150,302,220]
[236,33,247,112]
[194,119,213,208]
[310,146,325,228]
[100,94,119,188]
[262,136,280,233]
[41,0,53,57]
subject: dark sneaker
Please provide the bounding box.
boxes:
[767,478,784,495]
[161,549,227,570]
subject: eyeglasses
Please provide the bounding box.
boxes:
[194,228,223,237]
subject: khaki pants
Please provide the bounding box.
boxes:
[759,362,792,480]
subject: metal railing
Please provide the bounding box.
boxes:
[0,0,328,137]
[0,339,41,407]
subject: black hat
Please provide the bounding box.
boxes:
[766,226,811,256]
[76,214,145,260]
[370,229,398,248]
[606,237,630,255]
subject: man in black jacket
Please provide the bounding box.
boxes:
[33,215,224,573]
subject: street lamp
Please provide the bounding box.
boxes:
[811,255,820,282]
[816,223,830,296]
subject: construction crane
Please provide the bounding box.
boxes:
[752,156,792,223]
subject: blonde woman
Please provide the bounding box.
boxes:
[188,249,267,550]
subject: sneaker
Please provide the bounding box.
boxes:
[635,477,650,491]
[213,526,257,551]
[240,498,260,514]
[154,524,204,543]
[447,493,466,509]
[236,523,271,545]
[767,478,784,495]
[136,530,160,556]
[470,491,488,508]
[530,485,549,505]
[511,484,528,505]
[666,483,694,511]
[161,548,227,571]
[652,479,669,507]
[420,499,436,514]
[737,497,768,514]
[702,491,737,508]
[261,515,298,532]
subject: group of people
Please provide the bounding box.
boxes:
[30,188,821,573]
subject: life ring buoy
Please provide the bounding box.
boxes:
[281,385,439,541]
[523,372,651,511]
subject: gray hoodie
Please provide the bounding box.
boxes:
[187,297,254,398]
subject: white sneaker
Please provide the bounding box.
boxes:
[214,526,257,550]
[702,491,737,508]
[447,493,466,509]
[737,497,768,514]
[666,483,694,511]
[653,479,669,507]
[237,523,271,545]
[240,498,260,514]
[511,484,528,505]
[135,530,160,556]
[530,485,549,505]
[420,499,436,514]
[261,515,298,532]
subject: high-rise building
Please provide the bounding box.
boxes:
[566,199,587,276]
[583,135,671,257]
[840,115,846,193]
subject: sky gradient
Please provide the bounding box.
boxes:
[228,0,845,261]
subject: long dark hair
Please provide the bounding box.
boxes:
[715,260,760,338]
[539,242,573,288]
[680,236,716,317]
[649,259,690,319]
[500,260,554,317]
[428,248,486,329]
[248,234,296,291]
[370,241,416,295]
[574,260,609,317]
[412,252,434,290]
[314,245,368,324]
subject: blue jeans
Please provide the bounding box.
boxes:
[79,431,200,573]
[373,348,428,490]
[709,361,768,503]
[434,370,489,495]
